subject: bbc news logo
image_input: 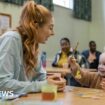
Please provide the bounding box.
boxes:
[0,91,14,97]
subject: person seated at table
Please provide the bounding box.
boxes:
[52,37,73,67]
[52,37,89,68]
[0,1,66,94]
[52,37,89,86]
[68,52,105,90]
[82,41,101,69]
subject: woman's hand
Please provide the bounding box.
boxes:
[47,73,66,92]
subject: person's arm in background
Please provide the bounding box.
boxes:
[52,53,59,67]
[79,55,89,68]
[81,50,89,60]
[74,51,89,68]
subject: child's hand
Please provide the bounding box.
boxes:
[68,56,80,71]
[68,56,81,79]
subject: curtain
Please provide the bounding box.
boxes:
[73,0,91,21]
[0,0,54,11]
[35,0,54,11]
[0,0,24,5]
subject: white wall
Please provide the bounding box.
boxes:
[0,1,105,61]
[89,0,105,52]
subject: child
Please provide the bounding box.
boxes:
[68,52,105,90]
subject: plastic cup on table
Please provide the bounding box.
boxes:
[41,84,57,101]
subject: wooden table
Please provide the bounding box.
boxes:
[46,67,70,74]
[46,67,97,74]
[13,86,105,105]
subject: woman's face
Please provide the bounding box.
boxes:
[60,40,70,53]
[98,53,105,77]
[37,17,54,44]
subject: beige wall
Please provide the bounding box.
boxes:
[89,0,105,52]
[0,1,104,60]
[0,2,21,28]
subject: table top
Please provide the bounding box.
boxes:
[13,86,105,105]
[46,67,97,73]
[46,67,70,74]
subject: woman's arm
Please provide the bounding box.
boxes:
[0,32,47,94]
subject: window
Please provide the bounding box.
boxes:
[0,13,11,35]
[53,0,73,9]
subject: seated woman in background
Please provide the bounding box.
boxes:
[52,37,89,86]
[52,37,73,68]
[68,52,105,90]
[0,0,66,94]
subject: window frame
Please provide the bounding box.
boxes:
[53,0,73,9]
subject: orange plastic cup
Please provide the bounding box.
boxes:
[41,84,57,101]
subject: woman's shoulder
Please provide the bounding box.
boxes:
[0,31,22,47]
[0,31,22,52]
[2,31,21,40]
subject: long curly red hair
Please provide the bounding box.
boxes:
[17,0,52,77]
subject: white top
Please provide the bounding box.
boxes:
[0,31,47,94]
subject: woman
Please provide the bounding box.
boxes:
[52,37,72,67]
[0,0,65,94]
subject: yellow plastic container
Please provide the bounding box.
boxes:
[41,84,57,101]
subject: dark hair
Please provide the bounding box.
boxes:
[89,41,96,46]
[60,37,70,45]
